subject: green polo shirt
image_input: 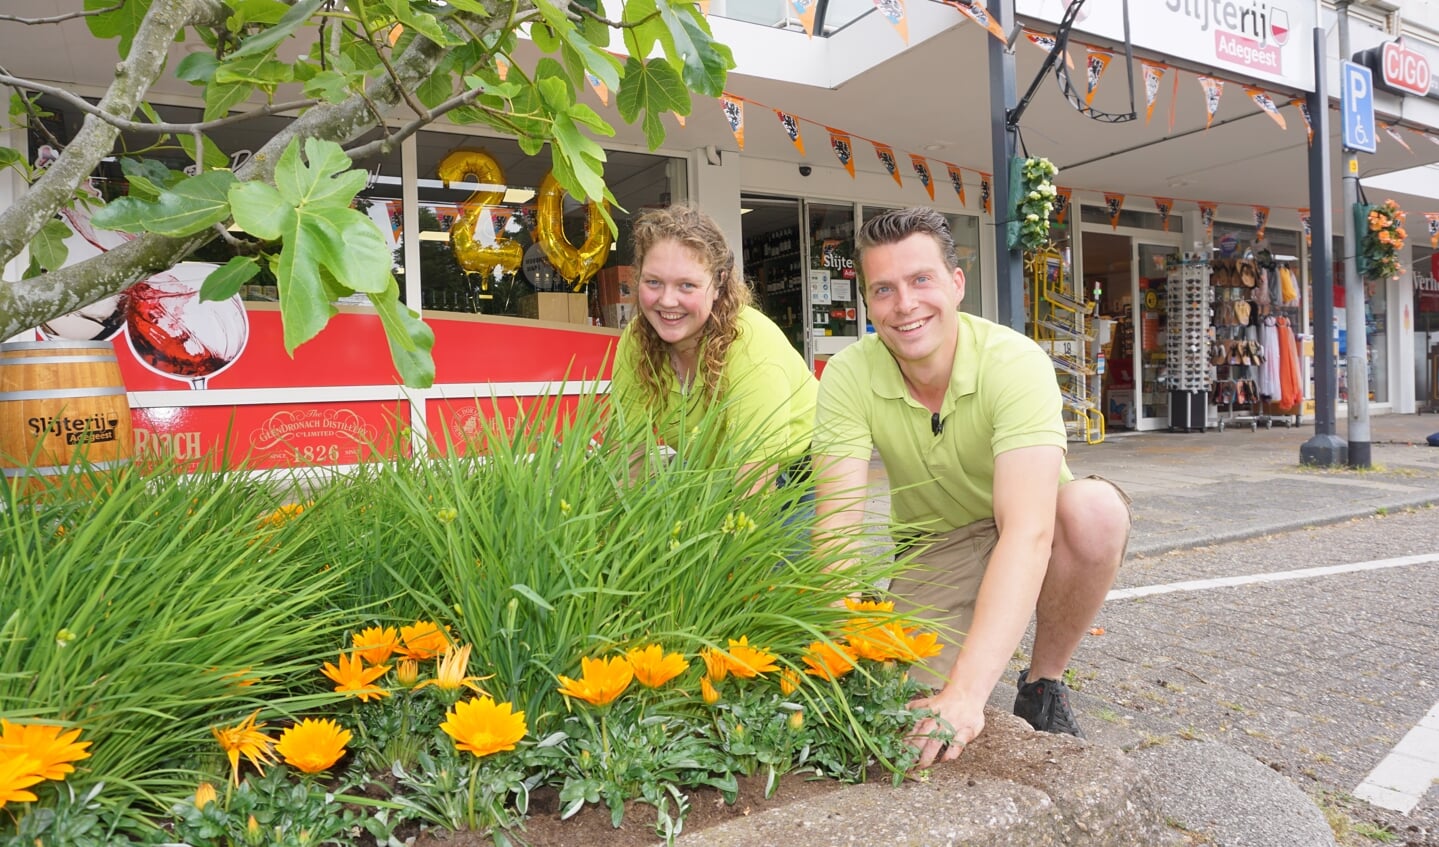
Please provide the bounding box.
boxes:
[610,306,817,467]
[814,312,1071,532]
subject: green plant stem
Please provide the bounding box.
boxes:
[466,757,481,831]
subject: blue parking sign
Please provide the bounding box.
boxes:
[1342,61,1376,153]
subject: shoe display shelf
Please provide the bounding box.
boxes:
[1028,249,1104,444]
[1164,256,1211,432]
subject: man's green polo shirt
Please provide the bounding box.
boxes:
[814,312,1072,533]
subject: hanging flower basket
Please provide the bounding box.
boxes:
[1007,156,1060,253]
[1356,198,1406,281]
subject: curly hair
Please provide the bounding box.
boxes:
[625,204,752,410]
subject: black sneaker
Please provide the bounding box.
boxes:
[1013,668,1085,738]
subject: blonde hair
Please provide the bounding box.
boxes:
[625,204,752,409]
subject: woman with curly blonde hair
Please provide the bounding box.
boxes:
[609,204,816,492]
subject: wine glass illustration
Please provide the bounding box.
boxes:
[123,264,249,390]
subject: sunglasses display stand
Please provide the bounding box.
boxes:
[1164,257,1212,433]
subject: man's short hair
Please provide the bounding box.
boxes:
[856,207,959,274]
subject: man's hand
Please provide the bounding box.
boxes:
[906,687,986,769]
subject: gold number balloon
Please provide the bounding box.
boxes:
[436,150,522,287]
[534,173,612,292]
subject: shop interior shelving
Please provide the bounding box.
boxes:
[1028,250,1104,444]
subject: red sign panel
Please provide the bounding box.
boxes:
[1382,41,1431,97]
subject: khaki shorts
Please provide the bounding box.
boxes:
[889,475,1132,683]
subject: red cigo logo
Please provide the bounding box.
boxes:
[1382,41,1431,97]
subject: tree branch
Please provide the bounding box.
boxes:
[0,3,124,24]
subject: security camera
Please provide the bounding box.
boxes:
[799,165,812,177]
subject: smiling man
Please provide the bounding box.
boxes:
[812,207,1130,768]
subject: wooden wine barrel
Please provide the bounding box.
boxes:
[0,340,134,485]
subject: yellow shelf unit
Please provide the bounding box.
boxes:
[1028,250,1104,444]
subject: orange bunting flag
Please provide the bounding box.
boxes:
[944,0,1005,40]
[1168,67,1181,133]
[1155,197,1174,232]
[946,164,967,207]
[1298,208,1311,247]
[496,57,510,81]
[874,142,902,187]
[1053,186,1072,225]
[979,172,993,215]
[910,154,935,200]
[673,112,686,128]
[1245,87,1285,130]
[872,0,908,43]
[1199,201,1218,241]
[720,95,744,149]
[791,0,818,38]
[1197,76,1224,129]
[775,110,806,155]
[1141,62,1165,124]
[1085,49,1112,106]
[829,128,856,178]
[585,72,610,107]
[698,0,710,13]
[1426,213,1439,248]
[1289,98,1312,145]
[1253,206,1269,241]
[1381,122,1414,154]
[1103,192,1124,230]
[1024,28,1074,69]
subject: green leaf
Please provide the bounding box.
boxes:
[118,158,176,201]
[0,147,23,171]
[531,21,561,53]
[678,14,733,97]
[416,72,453,109]
[303,70,352,103]
[392,2,458,47]
[621,0,668,68]
[204,81,255,124]
[90,170,238,237]
[86,0,153,57]
[229,182,292,241]
[511,583,555,613]
[616,58,690,150]
[369,277,436,388]
[201,256,261,302]
[30,219,71,272]
[229,0,327,59]
[177,132,231,170]
[227,0,292,27]
[175,52,219,85]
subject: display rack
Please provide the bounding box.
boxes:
[1028,250,1104,444]
[1164,256,1211,432]
[1255,256,1303,427]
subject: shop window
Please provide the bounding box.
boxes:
[1079,206,1184,233]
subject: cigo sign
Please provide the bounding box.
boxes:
[1359,40,1436,100]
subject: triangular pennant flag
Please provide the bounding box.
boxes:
[1168,66,1181,133]
[496,57,510,81]
[944,0,1005,40]
[829,128,855,178]
[1253,206,1270,241]
[673,112,686,128]
[946,164,967,207]
[791,0,817,37]
[979,172,992,215]
[1197,76,1224,129]
[1024,28,1074,69]
[1053,186,1072,225]
[1289,98,1313,145]
[1380,122,1414,154]
[1426,213,1439,248]
[720,95,745,149]
[1141,62,1166,124]
[775,110,806,156]
[1245,87,1285,130]
[1154,197,1174,232]
[1299,208,1311,247]
[874,142,902,187]
[1199,201,1218,241]
[872,0,908,43]
[1085,49,1113,106]
[911,154,935,201]
[1103,192,1124,230]
[698,0,710,13]
[585,72,610,106]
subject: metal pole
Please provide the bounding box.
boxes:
[989,0,1023,331]
[1338,2,1371,468]
[1301,23,1346,466]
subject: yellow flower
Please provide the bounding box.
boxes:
[259,502,309,528]
[802,640,858,680]
[699,647,728,682]
[779,668,803,695]
[722,636,778,678]
[441,697,527,758]
[211,710,277,786]
[275,718,351,774]
[700,676,721,705]
[556,655,634,706]
[843,597,895,613]
[788,710,805,731]
[194,782,218,810]
[436,507,458,524]
[321,652,390,702]
[626,645,689,689]
[414,643,493,695]
[397,620,451,660]
[0,754,44,809]
[0,719,92,782]
[395,658,420,688]
[351,626,398,665]
[846,623,942,663]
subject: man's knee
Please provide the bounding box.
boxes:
[1055,479,1130,561]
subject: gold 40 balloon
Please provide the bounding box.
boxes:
[436,150,611,292]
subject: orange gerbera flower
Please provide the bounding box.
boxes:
[414,643,493,696]
[722,636,778,678]
[275,718,351,775]
[194,782,218,810]
[779,668,803,695]
[210,709,277,786]
[843,597,895,613]
[0,720,92,782]
[259,501,309,528]
[846,623,943,663]
[699,647,728,683]
[321,651,390,702]
[556,655,634,706]
[352,625,399,665]
[802,640,858,680]
[397,620,451,660]
[441,697,527,758]
[626,645,689,689]
[700,676,721,705]
[0,754,44,809]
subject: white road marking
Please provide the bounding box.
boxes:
[1354,701,1439,814]
[1104,552,1439,601]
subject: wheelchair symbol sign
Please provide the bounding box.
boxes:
[1342,61,1376,153]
